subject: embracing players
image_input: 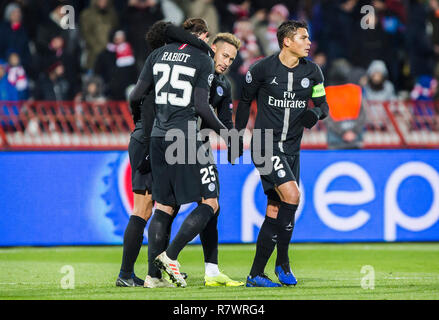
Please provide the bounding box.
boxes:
[127,18,241,288]
[234,20,329,287]
[117,21,237,288]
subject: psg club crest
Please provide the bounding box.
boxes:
[301,77,310,88]
[246,71,252,83]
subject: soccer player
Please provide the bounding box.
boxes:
[129,18,228,288]
[116,21,217,288]
[234,20,329,287]
[115,87,155,287]
[197,32,244,287]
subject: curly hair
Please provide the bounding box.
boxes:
[146,21,172,51]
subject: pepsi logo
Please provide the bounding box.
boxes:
[117,154,134,215]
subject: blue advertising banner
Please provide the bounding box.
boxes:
[0,149,438,246]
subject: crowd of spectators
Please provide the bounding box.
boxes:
[0,0,438,120]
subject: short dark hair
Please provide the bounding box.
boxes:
[277,20,308,49]
[182,18,209,36]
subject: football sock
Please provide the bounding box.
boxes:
[249,216,277,278]
[120,215,147,279]
[199,208,219,265]
[275,202,298,267]
[148,209,173,278]
[205,262,220,277]
[166,203,215,260]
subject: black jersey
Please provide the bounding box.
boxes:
[236,54,326,155]
[132,69,232,143]
[138,42,214,138]
[130,90,156,143]
[199,73,234,130]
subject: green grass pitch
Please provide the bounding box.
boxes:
[1,243,438,300]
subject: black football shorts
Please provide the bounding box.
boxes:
[150,136,219,206]
[128,134,152,194]
[251,148,300,202]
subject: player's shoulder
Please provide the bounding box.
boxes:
[185,43,211,58]
[249,55,275,71]
[246,56,275,82]
[186,45,212,68]
[147,45,169,62]
[301,58,321,73]
[304,58,325,83]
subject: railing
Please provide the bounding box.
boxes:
[0,101,134,150]
[1,100,438,150]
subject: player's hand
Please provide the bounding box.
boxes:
[227,136,243,165]
[300,109,320,129]
[137,152,151,174]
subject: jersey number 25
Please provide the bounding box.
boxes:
[153,63,195,107]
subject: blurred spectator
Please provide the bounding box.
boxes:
[252,4,289,56]
[0,59,18,101]
[362,60,396,131]
[35,34,80,100]
[94,30,137,100]
[35,2,81,58]
[94,32,118,89]
[80,76,106,103]
[350,2,388,68]
[33,61,70,101]
[121,0,164,73]
[229,18,263,99]
[317,0,358,68]
[429,0,439,75]
[410,75,438,130]
[406,0,435,79]
[374,0,406,88]
[215,0,251,32]
[325,59,366,150]
[0,2,31,73]
[7,51,28,100]
[411,75,438,101]
[363,60,396,101]
[251,0,288,11]
[161,0,185,25]
[350,0,406,89]
[0,0,46,42]
[80,0,119,71]
[73,75,107,134]
[187,0,220,38]
[0,59,19,132]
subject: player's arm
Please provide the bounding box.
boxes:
[235,63,263,131]
[194,56,227,135]
[301,64,329,129]
[129,52,155,112]
[216,80,234,130]
[141,89,156,139]
[165,24,215,57]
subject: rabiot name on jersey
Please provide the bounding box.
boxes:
[161,52,191,63]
